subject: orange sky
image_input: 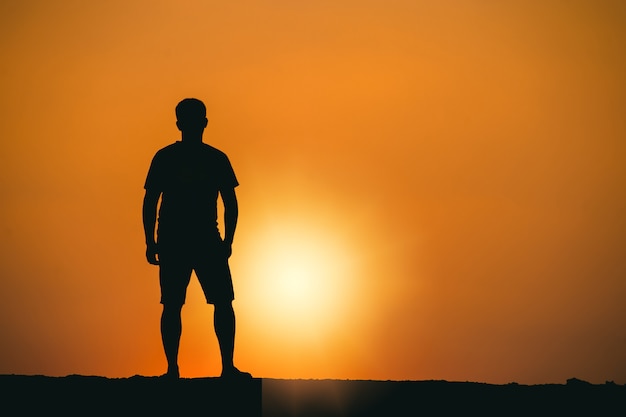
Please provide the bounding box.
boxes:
[1,0,625,384]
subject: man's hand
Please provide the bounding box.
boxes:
[146,242,159,265]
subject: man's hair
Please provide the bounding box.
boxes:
[175,98,206,122]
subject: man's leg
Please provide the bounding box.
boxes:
[214,302,251,378]
[161,303,183,378]
[214,301,236,372]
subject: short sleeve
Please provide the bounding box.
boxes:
[144,152,163,191]
[219,154,239,190]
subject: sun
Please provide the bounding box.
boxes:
[258,236,332,323]
[236,216,360,347]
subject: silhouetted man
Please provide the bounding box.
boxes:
[143,98,250,380]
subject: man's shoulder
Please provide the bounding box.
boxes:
[155,141,228,157]
[200,143,229,158]
[150,142,179,161]
[150,142,233,173]
[155,141,182,154]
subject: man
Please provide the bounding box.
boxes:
[143,98,250,380]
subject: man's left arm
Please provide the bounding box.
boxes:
[221,187,238,258]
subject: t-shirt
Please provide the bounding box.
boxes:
[144,141,239,241]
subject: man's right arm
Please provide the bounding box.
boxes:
[142,189,161,265]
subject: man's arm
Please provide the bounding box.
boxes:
[221,187,238,257]
[143,189,161,265]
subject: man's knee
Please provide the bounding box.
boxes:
[162,303,183,315]
[214,301,234,313]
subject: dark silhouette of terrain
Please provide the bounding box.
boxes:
[1,375,623,416]
[1,375,261,415]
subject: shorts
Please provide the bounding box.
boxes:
[158,239,234,306]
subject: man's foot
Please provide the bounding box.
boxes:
[160,367,180,380]
[220,366,252,380]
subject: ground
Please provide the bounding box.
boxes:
[1,375,623,416]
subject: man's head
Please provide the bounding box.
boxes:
[175,98,208,135]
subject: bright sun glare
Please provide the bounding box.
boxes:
[240,218,360,346]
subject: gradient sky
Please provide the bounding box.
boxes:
[1,0,625,384]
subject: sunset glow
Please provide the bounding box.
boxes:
[1,0,625,384]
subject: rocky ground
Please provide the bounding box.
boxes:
[1,375,623,416]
